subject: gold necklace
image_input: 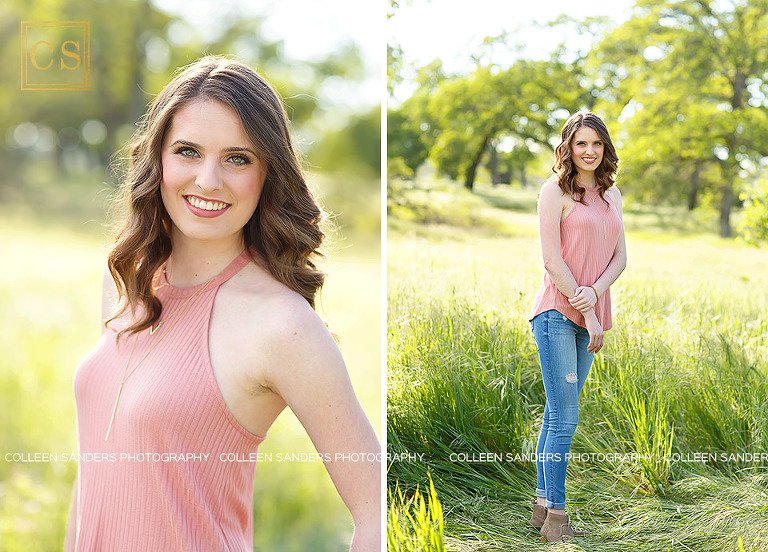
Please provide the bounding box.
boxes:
[150,268,214,334]
[104,273,217,441]
[585,186,608,240]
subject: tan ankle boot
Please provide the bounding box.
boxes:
[529,499,547,529]
[539,511,587,542]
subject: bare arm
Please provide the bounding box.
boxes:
[263,305,381,551]
[537,181,580,300]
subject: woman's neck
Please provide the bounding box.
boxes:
[165,234,245,287]
[575,171,597,188]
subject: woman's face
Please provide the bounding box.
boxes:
[570,125,604,177]
[160,98,267,251]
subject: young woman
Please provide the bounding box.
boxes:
[528,111,627,542]
[64,56,380,551]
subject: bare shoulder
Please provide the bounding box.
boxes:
[208,257,342,435]
[607,184,624,207]
[539,179,564,198]
[223,259,329,340]
[538,179,571,221]
[538,179,567,206]
[214,258,338,372]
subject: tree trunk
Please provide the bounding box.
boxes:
[520,163,527,188]
[464,134,490,191]
[488,145,499,186]
[719,183,732,238]
[499,167,511,185]
[687,163,700,211]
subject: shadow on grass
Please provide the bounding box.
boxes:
[472,187,538,213]
[622,203,719,238]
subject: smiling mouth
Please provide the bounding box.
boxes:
[184,195,231,211]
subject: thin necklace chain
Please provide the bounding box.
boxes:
[150,268,215,334]
[104,272,218,441]
[584,186,609,240]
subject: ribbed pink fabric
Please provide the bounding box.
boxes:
[69,249,266,551]
[530,185,622,330]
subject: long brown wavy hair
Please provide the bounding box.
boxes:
[552,111,619,205]
[107,56,325,336]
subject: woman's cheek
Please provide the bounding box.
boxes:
[161,157,188,191]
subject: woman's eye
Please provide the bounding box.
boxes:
[228,154,252,166]
[175,146,198,158]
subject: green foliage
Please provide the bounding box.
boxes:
[387,60,446,179]
[310,106,381,177]
[414,55,594,189]
[391,1,768,235]
[585,350,675,494]
[0,0,376,195]
[388,300,539,499]
[387,476,444,552]
[388,179,768,551]
[387,106,429,179]
[596,0,768,235]
[387,156,414,180]
[387,43,405,94]
[739,179,768,245]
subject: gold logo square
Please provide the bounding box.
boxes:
[21,21,90,90]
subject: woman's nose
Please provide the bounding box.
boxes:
[195,159,222,191]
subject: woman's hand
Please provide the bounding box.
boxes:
[569,285,598,313]
[584,310,604,354]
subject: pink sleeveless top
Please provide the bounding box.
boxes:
[530,185,622,331]
[69,249,266,551]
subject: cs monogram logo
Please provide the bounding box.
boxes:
[21,21,90,90]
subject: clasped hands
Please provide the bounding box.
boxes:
[569,285,604,354]
[569,285,598,313]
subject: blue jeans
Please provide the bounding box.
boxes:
[531,309,594,509]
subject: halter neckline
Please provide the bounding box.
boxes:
[157,248,254,299]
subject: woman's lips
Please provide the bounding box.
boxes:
[184,195,231,218]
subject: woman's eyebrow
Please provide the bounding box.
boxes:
[169,139,258,157]
[222,146,259,156]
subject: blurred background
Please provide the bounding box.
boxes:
[0,1,380,551]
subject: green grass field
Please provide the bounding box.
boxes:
[387,177,768,552]
[0,172,381,552]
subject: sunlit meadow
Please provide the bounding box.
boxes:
[387,177,768,552]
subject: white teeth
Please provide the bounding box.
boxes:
[186,196,228,211]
